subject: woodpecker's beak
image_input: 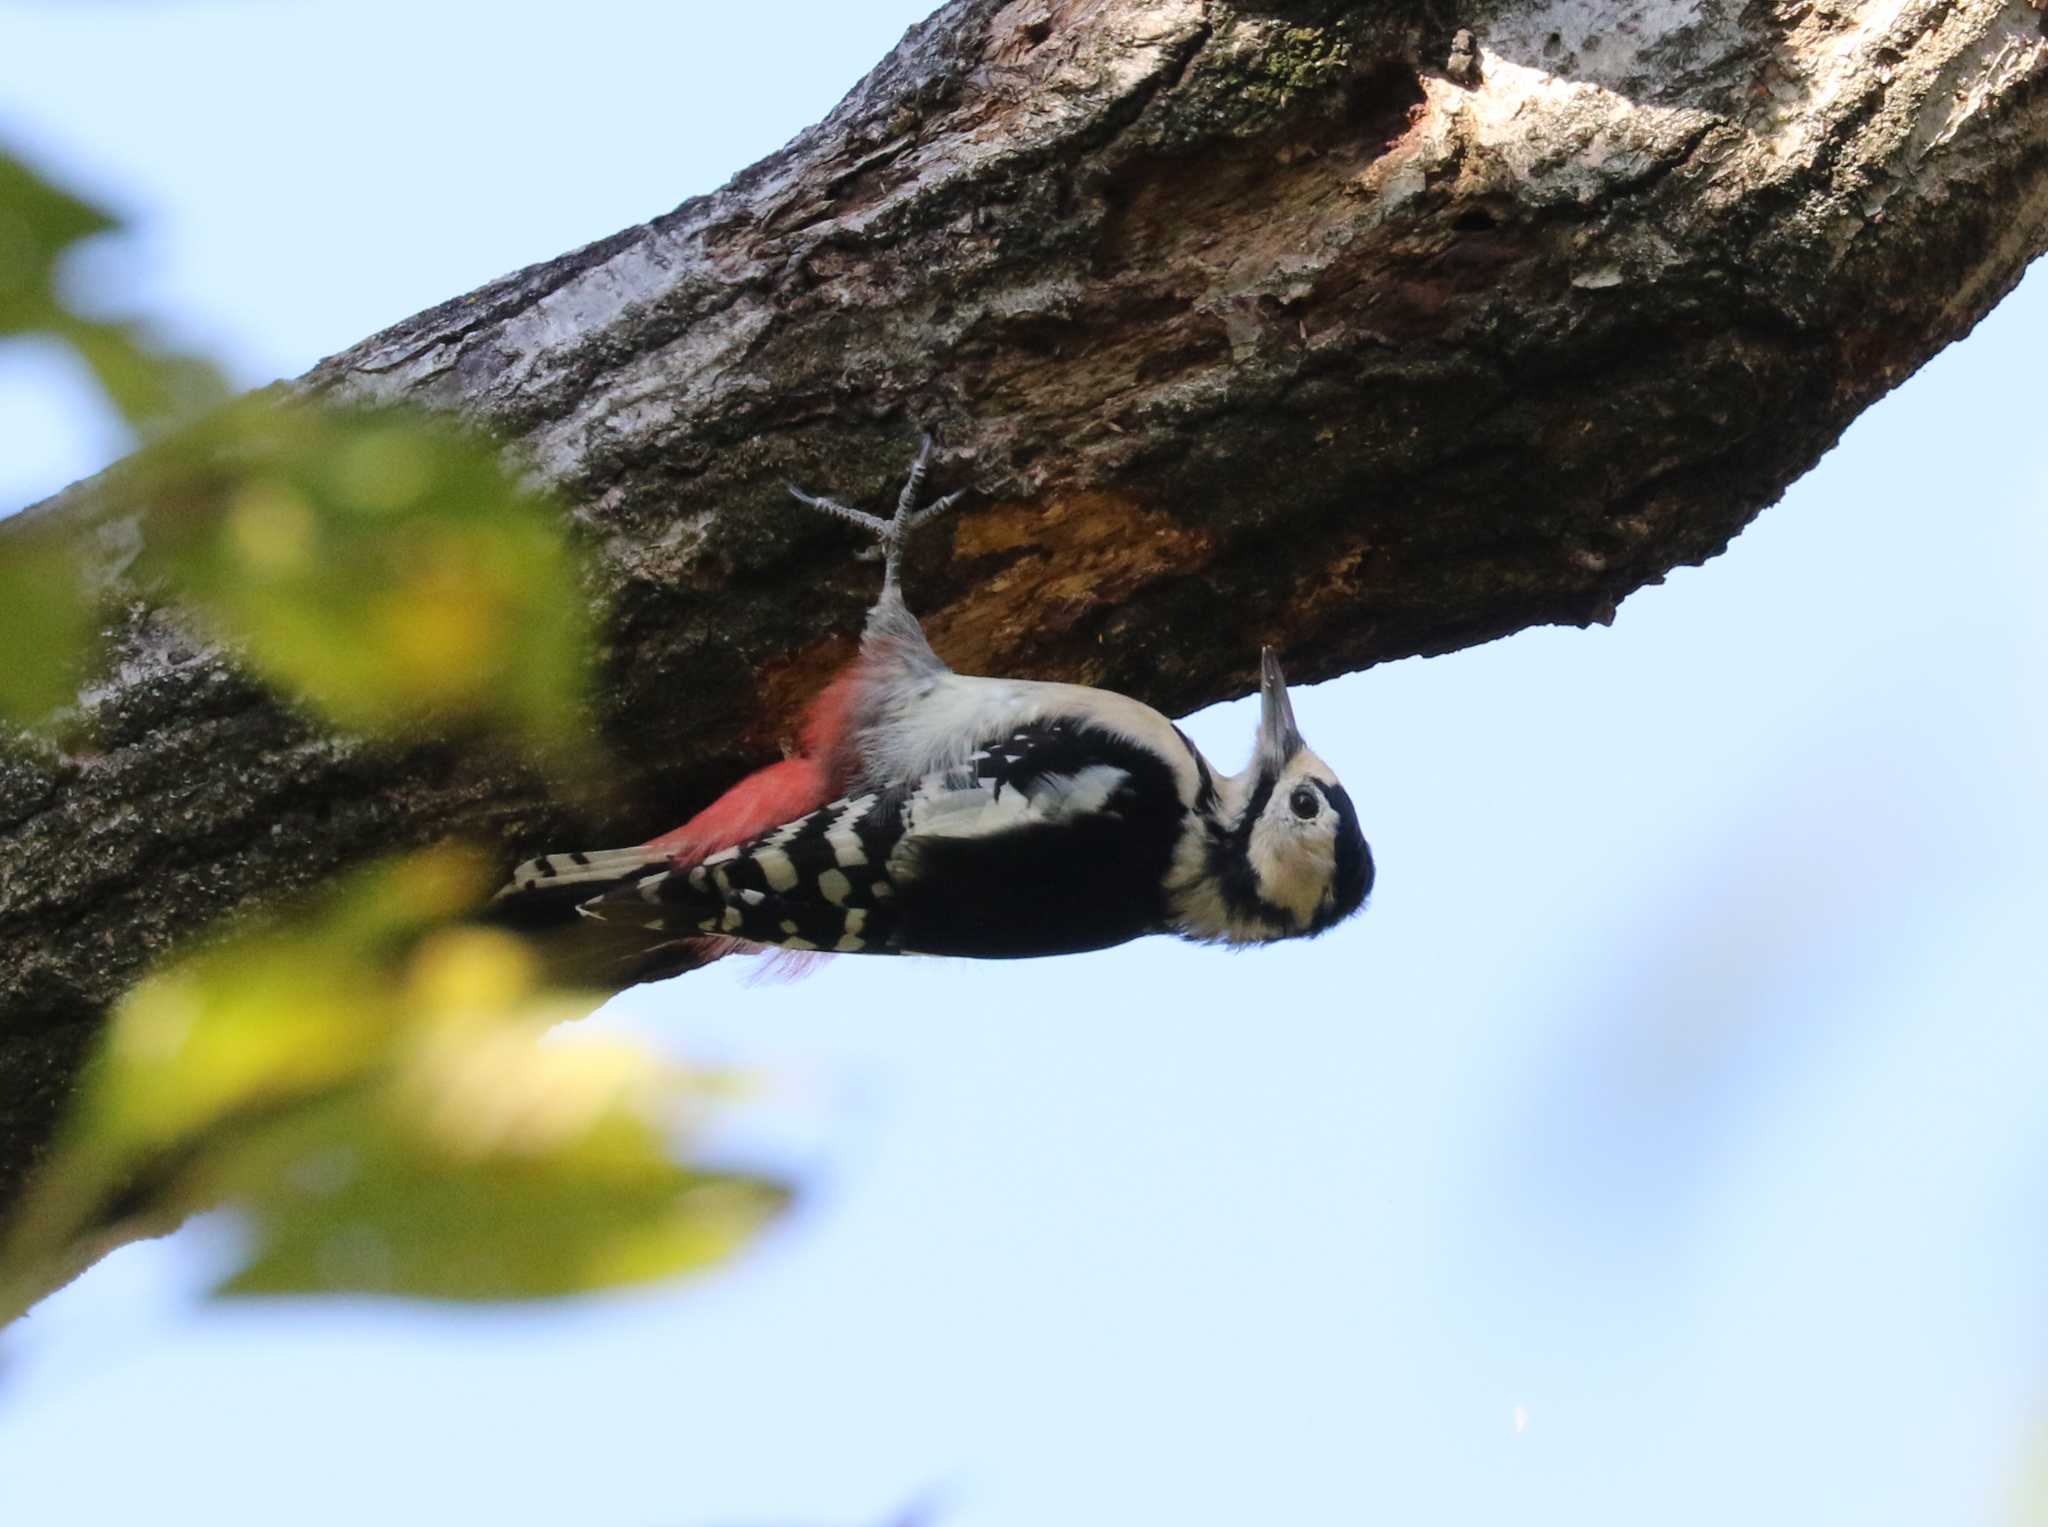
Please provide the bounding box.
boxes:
[1257,646,1305,772]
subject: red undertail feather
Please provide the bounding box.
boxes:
[641,755,834,864]
[641,667,862,862]
[634,666,866,976]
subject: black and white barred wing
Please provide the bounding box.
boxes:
[583,721,1184,959]
[583,787,908,954]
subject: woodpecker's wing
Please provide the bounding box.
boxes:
[584,786,906,954]
[581,719,1187,958]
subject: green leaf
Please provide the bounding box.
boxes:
[1,850,499,1269]
[86,848,497,1152]
[1,846,788,1308]
[0,151,727,1316]
[3,153,581,755]
[134,398,594,757]
[0,153,115,330]
[207,1036,790,1301]
[0,149,225,431]
[0,523,92,728]
[0,150,231,738]
[57,314,226,435]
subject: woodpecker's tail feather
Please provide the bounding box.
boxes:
[486,847,836,987]
[486,845,676,932]
[499,845,670,896]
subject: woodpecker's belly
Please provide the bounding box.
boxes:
[887,810,1178,958]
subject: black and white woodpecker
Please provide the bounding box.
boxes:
[496,440,1374,966]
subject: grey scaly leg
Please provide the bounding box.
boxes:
[788,435,967,602]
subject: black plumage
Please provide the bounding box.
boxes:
[585,719,1190,960]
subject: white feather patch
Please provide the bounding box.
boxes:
[753,846,799,892]
[826,795,876,867]
[860,672,1200,804]
[497,845,668,898]
[908,764,1130,841]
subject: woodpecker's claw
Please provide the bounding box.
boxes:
[896,434,933,517]
[785,485,891,537]
[904,488,966,533]
[788,434,968,594]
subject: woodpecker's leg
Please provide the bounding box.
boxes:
[787,435,967,601]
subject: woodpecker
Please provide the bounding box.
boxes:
[495,440,1373,972]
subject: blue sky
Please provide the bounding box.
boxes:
[2,4,2045,1525]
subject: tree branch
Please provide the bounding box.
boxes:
[5,0,2045,1222]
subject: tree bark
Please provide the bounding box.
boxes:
[4,0,2045,1224]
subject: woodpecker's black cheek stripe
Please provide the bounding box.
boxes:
[1311,783,1373,934]
[1207,771,1297,931]
[1237,771,1278,830]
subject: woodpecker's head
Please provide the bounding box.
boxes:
[1178,648,1373,944]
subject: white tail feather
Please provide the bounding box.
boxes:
[495,845,671,899]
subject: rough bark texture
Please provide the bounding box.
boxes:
[4,0,2046,1225]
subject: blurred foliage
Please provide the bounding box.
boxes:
[0,146,226,729]
[0,144,786,1314]
[3,850,786,1307]
[1,150,591,757]
[0,152,224,430]
[133,397,595,755]
[0,521,95,724]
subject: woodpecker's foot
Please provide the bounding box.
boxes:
[788,436,966,592]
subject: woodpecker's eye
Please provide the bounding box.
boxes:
[1289,785,1320,820]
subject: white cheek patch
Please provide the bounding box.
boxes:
[1249,815,1339,931]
